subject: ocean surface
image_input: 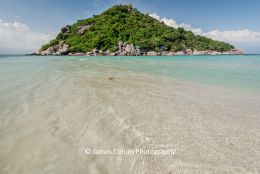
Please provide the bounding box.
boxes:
[0,55,260,174]
[1,55,260,92]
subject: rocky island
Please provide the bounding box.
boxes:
[35,5,244,56]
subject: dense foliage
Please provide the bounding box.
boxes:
[41,5,234,53]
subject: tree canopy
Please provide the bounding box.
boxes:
[41,5,234,53]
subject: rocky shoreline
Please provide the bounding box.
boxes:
[31,41,245,56]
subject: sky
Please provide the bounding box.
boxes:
[0,0,260,54]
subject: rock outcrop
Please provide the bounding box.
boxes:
[175,51,185,55]
[185,49,193,55]
[61,25,71,34]
[125,44,136,55]
[187,49,244,56]
[222,49,245,55]
[36,41,245,56]
[117,43,139,56]
[38,41,69,55]
[39,47,55,55]
[77,24,92,35]
[146,51,158,56]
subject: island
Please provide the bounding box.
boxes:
[35,4,244,56]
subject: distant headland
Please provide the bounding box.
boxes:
[33,5,244,56]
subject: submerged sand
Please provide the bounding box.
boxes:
[0,60,260,174]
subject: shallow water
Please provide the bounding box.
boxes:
[0,55,260,174]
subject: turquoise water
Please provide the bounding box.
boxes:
[0,55,260,92]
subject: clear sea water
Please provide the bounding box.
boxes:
[0,55,260,92]
[1,54,260,174]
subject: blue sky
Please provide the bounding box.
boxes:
[0,0,260,53]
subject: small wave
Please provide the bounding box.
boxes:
[145,90,176,99]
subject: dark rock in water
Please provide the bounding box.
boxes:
[108,77,115,80]
[25,53,40,56]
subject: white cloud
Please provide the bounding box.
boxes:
[150,13,204,35]
[203,30,260,43]
[149,13,260,52]
[149,13,160,21]
[0,20,54,53]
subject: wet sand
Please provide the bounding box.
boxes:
[1,65,260,174]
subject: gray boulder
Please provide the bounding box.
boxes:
[56,44,69,55]
[135,47,141,56]
[222,49,245,55]
[147,51,158,56]
[125,44,136,55]
[85,52,92,56]
[161,51,168,56]
[40,47,55,55]
[39,40,70,55]
[185,49,193,55]
[167,52,175,56]
[192,49,201,55]
[104,50,110,55]
[92,48,99,54]
[118,41,124,52]
[61,25,71,34]
[175,51,185,55]
[77,24,92,35]
[118,51,127,56]
[74,53,85,56]
[210,51,221,55]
